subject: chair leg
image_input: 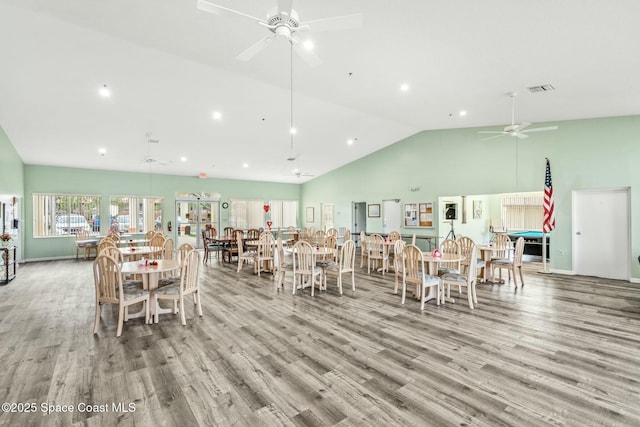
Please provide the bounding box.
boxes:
[180,298,186,325]
[401,281,406,305]
[351,270,355,292]
[519,267,524,287]
[117,305,125,337]
[93,302,101,335]
[196,291,203,317]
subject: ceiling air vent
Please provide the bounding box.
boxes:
[528,84,555,93]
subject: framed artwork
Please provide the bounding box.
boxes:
[368,204,380,218]
[306,207,314,223]
[473,200,483,219]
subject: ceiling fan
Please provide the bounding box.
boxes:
[141,133,171,166]
[479,92,559,140]
[291,167,314,178]
[197,0,363,66]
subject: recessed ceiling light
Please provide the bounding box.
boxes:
[290,127,297,135]
[243,163,249,168]
[212,111,222,120]
[303,40,314,51]
[180,156,187,162]
[347,139,354,145]
[459,110,467,116]
[98,147,106,156]
[99,84,111,98]
[400,83,410,92]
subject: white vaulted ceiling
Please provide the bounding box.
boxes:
[1,0,639,183]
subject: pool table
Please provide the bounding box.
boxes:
[507,231,550,259]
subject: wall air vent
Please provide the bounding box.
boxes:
[528,84,555,93]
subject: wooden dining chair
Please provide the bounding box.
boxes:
[237,232,257,273]
[274,237,294,294]
[153,249,202,325]
[246,228,260,240]
[457,236,485,280]
[491,237,525,287]
[93,254,150,337]
[292,241,322,296]
[438,239,461,275]
[442,244,480,308]
[368,234,389,275]
[392,239,406,295]
[97,238,116,255]
[254,232,275,276]
[488,233,512,282]
[323,239,356,294]
[401,245,442,310]
[359,231,369,268]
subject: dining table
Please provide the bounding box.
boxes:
[118,245,162,260]
[476,244,515,283]
[421,252,465,304]
[120,259,181,321]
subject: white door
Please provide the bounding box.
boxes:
[573,188,629,280]
[382,200,401,234]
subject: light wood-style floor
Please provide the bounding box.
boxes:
[1,254,639,426]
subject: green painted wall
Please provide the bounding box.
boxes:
[24,165,300,260]
[302,115,640,278]
[0,126,24,196]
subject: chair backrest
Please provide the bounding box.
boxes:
[465,244,479,285]
[180,249,201,294]
[293,241,315,275]
[491,233,512,258]
[76,230,89,241]
[440,238,461,271]
[369,234,385,257]
[149,233,165,249]
[177,243,194,267]
[223,227,234,237]
[98,238,116,254]
[258,232,275,258]
[393,239,406,272]
[106,232,120,243]
[93,254,123,304]
[162,238,175,260]
[411,233,416,246]
[513,237,525,267]
[388,231,401,242]
[101,246,123,265]
[343,229,351,242]
[403,245,425,287]
[360,231,368,252]
[276,237,285,269]
[145,230,155,240]
[314,230,326,246]
[457,236,475,270]
[325,235,338,260]
[247,229,260,240]
[326,228,338,238]
[339,239,356,272]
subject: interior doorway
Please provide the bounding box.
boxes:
[175,194,220,249]
[382,199,401,234]
[352,202,366,247]
[572,188,629,280]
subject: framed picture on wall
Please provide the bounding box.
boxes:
[368,204,380,218]
[306,207,314,223]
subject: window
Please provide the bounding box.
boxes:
[229,199,298,230]
[500,193,543,231]
[33,194,101,237]
[109,196,163,234]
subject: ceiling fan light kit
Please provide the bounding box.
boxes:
[197,0,362,66]
[478,92,558,141]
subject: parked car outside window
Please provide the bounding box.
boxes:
[56,214,91,235]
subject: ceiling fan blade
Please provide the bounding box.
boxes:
[197,0,266,23]
[302,13,364,32]
[515,132,529,139]
[277,0,293,17]
[481,134,508,141]
[292,39,322,67]
[478,131,507,134]
[237,36,275,61]
[522,126,559,133]
[515,122,532,131]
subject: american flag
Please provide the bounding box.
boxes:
[543,158,555,232]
